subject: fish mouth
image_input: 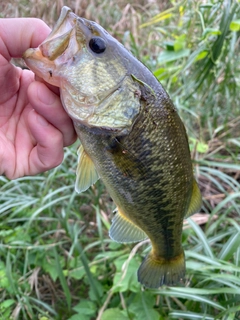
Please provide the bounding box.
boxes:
[23,6,132,131]
[23,6,89,84]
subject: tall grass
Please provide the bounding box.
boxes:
[1,0,240,319]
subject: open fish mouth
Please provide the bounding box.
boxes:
[23,6,140,130]
[23,7,89,83]
[39,7,77,61]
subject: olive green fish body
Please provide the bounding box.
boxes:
[23,6,202,288]
[74,79,195,287]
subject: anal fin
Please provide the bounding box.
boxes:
[185,178,202,218]
[75,145,99,193]
[109,208,148,243]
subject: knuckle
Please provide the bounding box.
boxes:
[64,131,77,147]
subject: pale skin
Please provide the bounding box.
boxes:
[0,18,77,179]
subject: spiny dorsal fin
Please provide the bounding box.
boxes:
[131,74,156,97]
[109,208,148,243]
[75,145,99,194]
[185,179,202,218]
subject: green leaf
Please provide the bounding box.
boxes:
[88,277,104,302]
[112,255,141,292]
[73,300,96,316]
[67,315,89,320]
[108,241,122,250]
[67,267,85,280]
[174,34,186,51]
[2,226,31,244]
[129,292,159,320]
[101,308,129,320]
[230,20,240,31]
[0,269,9,289]
[0,299,15,309]
[189,138,208,153]
[195,50,208,61]
[158,49,190,64]
[164,41,175,51]
[0,298,15,317]
[197,142,208,153]
[202,28,221,38]
[42,258,59,282]
[153,67,166,77]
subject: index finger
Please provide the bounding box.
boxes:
[0,18,50,61]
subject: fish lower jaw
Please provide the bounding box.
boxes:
[23,50,60,86]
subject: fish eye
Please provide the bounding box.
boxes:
[89,37,106,54]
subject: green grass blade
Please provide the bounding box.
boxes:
[218,232,240,261]
[53,247,71,310]
[68,223,102,305]
[154,288,226,310]
[187,218,214,258]
[211,192,240,216]
[169,311,214,320]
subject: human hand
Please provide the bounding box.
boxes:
[0,18,77,179]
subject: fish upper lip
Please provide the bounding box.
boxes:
[51,6,72,32]
[35,8,90,63]
[45,6,74,41]
[46,7,91,42]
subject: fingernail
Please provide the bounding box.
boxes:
[37,83,56,105]
[37,113,49,127]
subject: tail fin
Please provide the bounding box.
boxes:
[137,250,185,288]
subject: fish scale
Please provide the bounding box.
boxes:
[23,6,202,288]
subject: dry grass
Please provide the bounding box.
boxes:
[2,0,170,65]
[1,0,168,31]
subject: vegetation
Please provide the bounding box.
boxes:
[1,0,240,319]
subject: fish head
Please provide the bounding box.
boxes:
[23,6,141,131]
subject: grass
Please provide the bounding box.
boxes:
[1,0,240,319]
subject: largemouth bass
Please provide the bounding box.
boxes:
[23,6,202,288]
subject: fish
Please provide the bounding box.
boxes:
[23,6,202,289]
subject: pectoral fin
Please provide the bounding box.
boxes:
[109,208,148,243]
[185,179,202,218]
[106,136,147,179]
[75,145,99,193]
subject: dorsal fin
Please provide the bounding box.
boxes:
[75,145,99,193]
[109,208,148,243]
[185,179,202,218]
